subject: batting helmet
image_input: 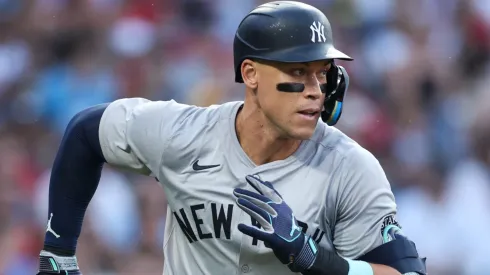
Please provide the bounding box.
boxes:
[233,1,353,83]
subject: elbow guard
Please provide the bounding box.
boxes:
[356,227,427,275]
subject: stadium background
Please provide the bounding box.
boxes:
[0,0,489,274]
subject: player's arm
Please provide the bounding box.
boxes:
[232,148,426,275]
[306,147,426,275]
[37,102,108,275]
[233,176,418,275]
[37,98,190,274]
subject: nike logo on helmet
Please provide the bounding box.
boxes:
[192,160,220,171]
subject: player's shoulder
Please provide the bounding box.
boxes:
[107,97,242,129]
[313,124,392,201]
[312,123,380,169]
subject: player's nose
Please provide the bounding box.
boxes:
[303,78,323,100]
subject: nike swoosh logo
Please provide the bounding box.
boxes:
[192,160,220,171]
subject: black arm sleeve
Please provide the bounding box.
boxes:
[43,103,109,256]
[302,245,349,275]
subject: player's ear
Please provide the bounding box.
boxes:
[241,59,258,89]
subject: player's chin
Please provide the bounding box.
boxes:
[286,123,317,140]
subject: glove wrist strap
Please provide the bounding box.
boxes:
[291,236,318,271]
[39,250,79,273]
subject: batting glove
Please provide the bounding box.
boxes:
[233,175,318,273]
[37,250,81,275]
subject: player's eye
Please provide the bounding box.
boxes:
[315,69,328,81]
[291,68,306,77]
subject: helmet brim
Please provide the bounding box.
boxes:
[247,43,353,63]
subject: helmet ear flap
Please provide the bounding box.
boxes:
[325,63,339,95]
[321,64,349,126]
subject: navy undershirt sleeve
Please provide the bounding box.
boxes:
[302,245,349,275]
[43,103,109,256]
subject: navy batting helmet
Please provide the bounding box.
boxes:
[233,1,352,83]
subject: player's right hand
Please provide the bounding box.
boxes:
[233,175,318,273]
[37,250,82,275]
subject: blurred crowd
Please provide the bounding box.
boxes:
[0,0,489,274]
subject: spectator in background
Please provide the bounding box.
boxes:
[29,29,118,135]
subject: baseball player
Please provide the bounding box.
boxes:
[37,1,427,275]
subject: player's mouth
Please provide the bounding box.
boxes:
[297,107,321,120]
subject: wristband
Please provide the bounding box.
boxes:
[345,259,374,275]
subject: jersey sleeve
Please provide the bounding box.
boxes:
[331,146,398,259]
[99,97,192,176]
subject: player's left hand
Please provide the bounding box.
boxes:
[233,175,318,273]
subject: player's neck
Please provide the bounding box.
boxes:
[235,103,301,166]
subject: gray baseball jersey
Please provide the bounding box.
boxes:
[99,98,398,275]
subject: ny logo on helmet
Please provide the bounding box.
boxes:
[310,21,326,43]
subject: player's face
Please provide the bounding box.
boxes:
[256,60,331,140]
